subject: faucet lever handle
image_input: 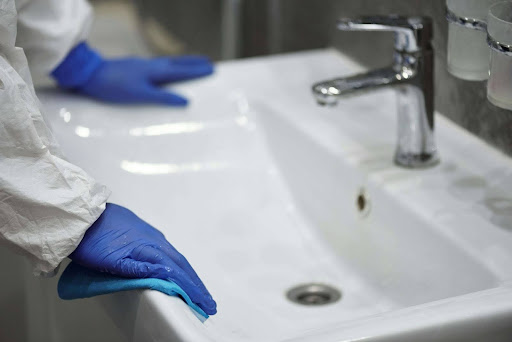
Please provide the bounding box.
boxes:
[337,15,432,52]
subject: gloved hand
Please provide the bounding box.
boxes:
[70,203,216,315]
[51,42,213,106]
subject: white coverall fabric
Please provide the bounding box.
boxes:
[0,0,110,276]
[15,0,94,80]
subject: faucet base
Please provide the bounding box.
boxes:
[394,151,440,169]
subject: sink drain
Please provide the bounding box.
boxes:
[286,284,341,306]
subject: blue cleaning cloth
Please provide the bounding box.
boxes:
[58,262,208,319]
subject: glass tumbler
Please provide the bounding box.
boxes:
[446,0,501,80]
[487,1,512,110]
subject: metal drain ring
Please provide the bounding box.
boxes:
[286,283,342,306]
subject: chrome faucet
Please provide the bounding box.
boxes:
[312,16,439,168]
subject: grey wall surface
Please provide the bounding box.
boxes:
[319,0,512,156]
[135,0,223,59]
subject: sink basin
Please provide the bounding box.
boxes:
[37,49,512,342]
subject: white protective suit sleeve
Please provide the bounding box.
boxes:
[0,1,110,276]
[14,0,93,80]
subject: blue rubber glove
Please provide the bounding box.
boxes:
[51,42,214,106]
[69,203,216,315]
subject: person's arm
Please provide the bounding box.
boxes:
[8,0,216,313]
[0,1,110,277]
[15,0,213,106]
[15,0,93,80]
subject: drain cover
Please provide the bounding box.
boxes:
[286,283,341,306]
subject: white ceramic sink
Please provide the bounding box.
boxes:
[37,49,512,342]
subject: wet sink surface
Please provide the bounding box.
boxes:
[39,49,512,342]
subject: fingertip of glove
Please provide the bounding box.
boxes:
[202,299,217,315]
[204,64,215,76]
[206,307,217,316]
[169,97,189,106]
[150,91,189,106]
[184,63,214,79]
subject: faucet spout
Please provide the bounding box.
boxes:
[312,67,404,106]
